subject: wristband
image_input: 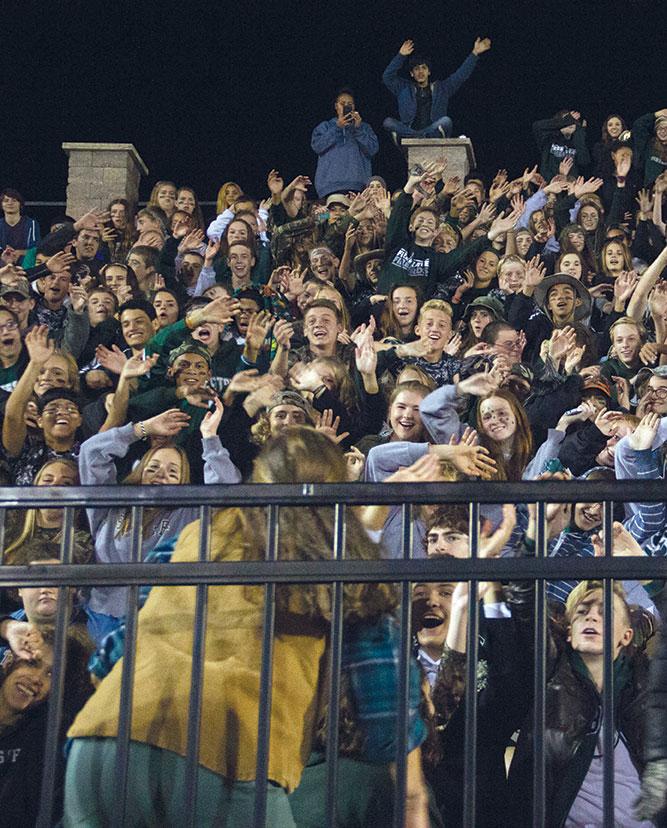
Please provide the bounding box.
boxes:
[138,421,148,441]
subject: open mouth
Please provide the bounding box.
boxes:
[581,627,599,637]
[1,337,15,346]
[54,417,70,426]
[582,508,599,524]
[421,613,445,629]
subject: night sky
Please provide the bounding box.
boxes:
[2,0,665,218]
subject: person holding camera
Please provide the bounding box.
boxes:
[311,88,379,199]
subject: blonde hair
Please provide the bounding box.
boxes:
[116,445,190,536]
[566,580,631,628]
[216,181,242,214]
[609,316,645,343]
[38,350,81,394]
[418,298,453,323]
[4,459,81,560]
[497,254,525,275]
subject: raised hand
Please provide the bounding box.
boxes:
[200,396,224,438]
[629,411,660,450]
[267,169,284,196]
[4,621,45,661]
[476,201,497,225]
[639,342,659,366]
[524,255,546,289]
[488,206,521,239]
[245,310,274,351]
[204,238,220,266]
[442,176,462,196]
[558,156,574,177]
[73,208,109,232]
[452,268,475,303]
[344,446,365,481]
[444,332,462,356]
[563,344,586,375]
[440,443,498,479]
[121,351,159,379]
[472,36,492,55]
[594,407,625,437]
[284,265,305,299]
[399,39,415,56]
[556,401,595,432]
[178,229,205,255]
[457,365,502,397]
[548,326,577,363]
[614,270,639,306]
[480,504,517,557]
[141,408,191,436]
[25,325,55,365]
[611,375,631,410]
[46,250,75,273]
[573,177,604,199]
[649,280,667,320]
[591,521,645,558]
[195,296,240,326]
[96,344,127,375]
[316,409,350,444]
[273,318,295,350]
[355,338,377,375]
[68,284,88,313]
[615,151,632,179]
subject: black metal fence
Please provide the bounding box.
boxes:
[0,480,664,828]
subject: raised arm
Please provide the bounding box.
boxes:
[627,244,667,321]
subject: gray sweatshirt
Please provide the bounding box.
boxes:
[79,423,241,618]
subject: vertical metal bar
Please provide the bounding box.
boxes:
[602,501,615,827]
[533,501,547,827]
[463,501,480,828]
[393,502,413,828]
[184,505,211,828]
[0,507,7,565]
[112,506,143,828]
[325,503,346,828]
[36,506,75,828]
[253,504,279,828]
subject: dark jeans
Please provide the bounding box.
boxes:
[383,116,453,139]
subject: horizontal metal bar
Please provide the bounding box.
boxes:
[0,479,661,509]
[0,555,664,587]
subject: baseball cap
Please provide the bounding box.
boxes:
[582,376,612,398]
[0,278,31,300]
[325,194,350,209]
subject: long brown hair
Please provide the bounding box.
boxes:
[475,389,533,481]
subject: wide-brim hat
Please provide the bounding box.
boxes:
[462,295,505,321]
[533,273,591,322]
[354,249,385,279]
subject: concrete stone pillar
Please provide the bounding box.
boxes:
[402,138,476,183]
[61,143,149,219]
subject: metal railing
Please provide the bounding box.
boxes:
[0,479,664,828]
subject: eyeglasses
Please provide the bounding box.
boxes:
[645,386,667,401]
[42,405,79,417]
[0,321,18,333]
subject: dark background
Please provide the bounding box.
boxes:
[1,0,665,215]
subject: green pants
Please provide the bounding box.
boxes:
[64,738,296,827]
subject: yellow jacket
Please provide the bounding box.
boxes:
[69,509,326,793]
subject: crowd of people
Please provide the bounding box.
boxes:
[0,33,665,826]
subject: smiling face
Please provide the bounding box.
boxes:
[169,353,210,389]
[479,396,517,443]
[391,286,418,331]
[579,205,599,232]
[409,210,438,246]
[33,354,71,397]
[36,460,78,525]
[606,116,623,139]
[309,249,339,282]
[120,308,157,350]
[304,306,342,351]
[1,648,54,715]
[104,265,129,299]
[37,398,82,443]
[573,502,602,532]
[474,251,499,285]
[568,590,633,659]
[637,376,667,416]
[389,390,424,442]
[268,404,307,436]
[415,308,451,355]
[491,327,524,363]
[559,253,583,279]
[413,582,454,657]
[40,271,70,307]
[515,230,532,258]
[141,447,184,485]
[153,291,179,328]
[227,244,255,285]
[612,322,641,366]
